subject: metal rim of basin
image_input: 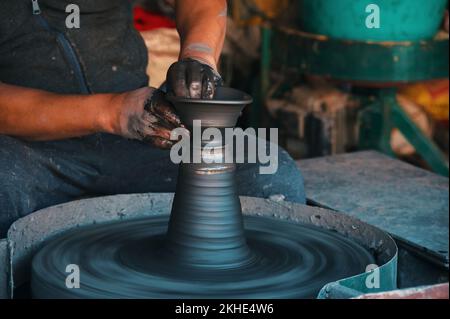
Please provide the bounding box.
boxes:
[4,193,398,299]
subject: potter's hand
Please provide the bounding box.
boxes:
[166,58,222,99]
[114,87,182,149]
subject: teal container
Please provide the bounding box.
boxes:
[299,0,448,41]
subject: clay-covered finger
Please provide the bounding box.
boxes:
[186,61,203,99]
[145,90,182,127]
[167,62,189,97]
[153,100,182,127]
[201,69,215,99]
[138,121,173,140]
[145,136,174,149]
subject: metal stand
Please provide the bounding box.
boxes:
[359,88,449,176]
[261,26,449,176]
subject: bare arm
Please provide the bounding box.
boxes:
[0,83,180,148]
[0,82,116,140]
[166,0,227,99]
[175,0,227,69]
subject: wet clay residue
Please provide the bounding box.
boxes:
[31,88,374,298]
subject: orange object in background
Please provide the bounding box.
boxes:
[251,0,289,19]
[232,0,289,26]
[400,79,449,122]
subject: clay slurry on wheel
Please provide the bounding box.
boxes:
[31,216,375,298]
[31,88,375,298]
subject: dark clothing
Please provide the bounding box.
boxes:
[0,0,306,237]
[0,0,148,93]
[0,134,306,236]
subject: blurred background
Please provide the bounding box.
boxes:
[133,0,449,177]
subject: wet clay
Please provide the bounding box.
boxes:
[31,88,374,298]
[31,216,374,298]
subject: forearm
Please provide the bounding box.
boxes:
[174,0,227,69]
[0,83,116,141]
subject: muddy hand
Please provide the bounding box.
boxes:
[116,87,182,149]
[166,58,222,99]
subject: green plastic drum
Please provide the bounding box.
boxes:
[299,0,448,41]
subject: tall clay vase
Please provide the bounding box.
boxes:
[166,88,253,268]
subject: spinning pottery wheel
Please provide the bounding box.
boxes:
[30,88,381,298]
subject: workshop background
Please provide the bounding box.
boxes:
[135,0,449,177]
[0,0,448,300]
[130,0,449,299]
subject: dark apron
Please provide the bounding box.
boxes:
[0,0,148,94]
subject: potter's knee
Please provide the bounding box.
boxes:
[276,149,305,203]
[262,145,305,203]
[0,185,26,237]
[0,169,37,236]
[237,143,306,204]
[0,135,39,235]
